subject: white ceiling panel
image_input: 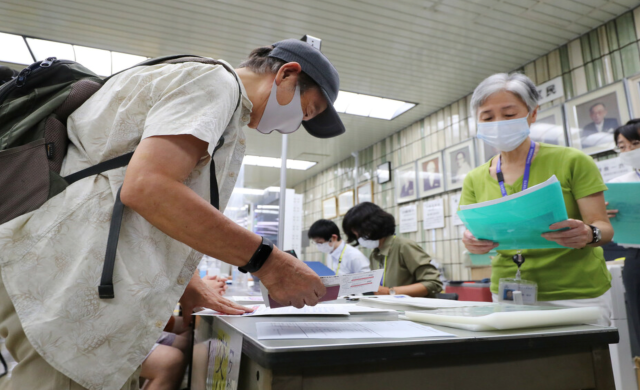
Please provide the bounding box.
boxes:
[1,0,638,189]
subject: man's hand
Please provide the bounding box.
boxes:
[253,248,326,308]
[375,286,390,295]
[462,229,498,254]
[181,271,252,324]
[542,219,592,248]
[203,275,228,295]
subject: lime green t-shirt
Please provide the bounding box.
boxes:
[460,143,611,301]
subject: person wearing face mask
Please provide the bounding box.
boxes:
[606,120,640,357]
[461,73,613,325]
[308,219,370,275]
[0,39,345,390]
[342,203,442,297]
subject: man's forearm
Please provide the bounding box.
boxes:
[122,175,260,267]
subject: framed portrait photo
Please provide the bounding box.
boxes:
[444,139,477,191]
[338,190,354,216]
[377,161,391,184]
[531,105,567,146]
[356,181,374,204]
[416,152,445,198]
[565,82,630,155]
[322,197,337,219]
[394,162,418,204]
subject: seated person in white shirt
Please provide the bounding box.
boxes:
[309,219,370,275]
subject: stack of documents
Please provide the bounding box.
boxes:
[195,303,395,317]
[605,183,640,247]
[256,321,455,340]
[457,176,569,250]
[260,270,384,308]
[357,295,495,311]
[404,305,601,331]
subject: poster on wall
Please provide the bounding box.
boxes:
[338,190,354,216]
[565,82,630,155]
[596,157,633,182]
[377,161,392,184]
[423,198,445,230]
[357,181,374,204]
[417,152,445,198]
[322,197,337,219]
[207,318,243,390]
[531,106,567,146]
[399,203,418,233]
[394,162,418,204]
[444,139,477,191]
[450,193,464,226]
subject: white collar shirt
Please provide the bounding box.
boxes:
[329,241,371,275]
[0,61,252,390]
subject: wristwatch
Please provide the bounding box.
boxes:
[239,236,274,274]
[588,224,602,245]
[389,287,396,296]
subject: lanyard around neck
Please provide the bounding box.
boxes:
[335,243,347,275]
[381,236,396,287]
[496,140,536,197]
[636,170,640,180]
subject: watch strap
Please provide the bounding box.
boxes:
[588,224,600,244]
[239,236,274,274]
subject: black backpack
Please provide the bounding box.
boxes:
[0,55,241,298]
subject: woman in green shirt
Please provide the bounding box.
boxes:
[342,202,442,297]
[461,73,613,324]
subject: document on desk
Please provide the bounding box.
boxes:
[457,175,569,250]
[256,321,456,340]
[605,183,640,246]
[261,270,384,308]
[195,304,350,317]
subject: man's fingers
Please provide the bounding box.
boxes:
[549,219,582,230]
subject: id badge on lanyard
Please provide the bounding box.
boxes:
[497,141,538,305]
[498,252,538,305]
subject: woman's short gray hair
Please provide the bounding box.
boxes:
[470,73,540,119]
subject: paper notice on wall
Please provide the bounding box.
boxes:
[450,194,464,226]
[207,318,242,390]
[423,199,445,230]
[596,157,633,183]
[399,204,418,233]
[260,270,383,308]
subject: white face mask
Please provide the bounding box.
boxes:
[620,147,640,169]
[358,237,380,249]
[256,80,303,135]
[316,241,334,254]
[477,115,531,152]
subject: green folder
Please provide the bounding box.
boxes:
[457,176,569,250]
[605,183,640,246]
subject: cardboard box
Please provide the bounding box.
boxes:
[470,266,492,280]
[635,357,640,390]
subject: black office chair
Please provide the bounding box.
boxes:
[436,293,459,300]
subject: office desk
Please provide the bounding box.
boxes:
[192,311,618,390]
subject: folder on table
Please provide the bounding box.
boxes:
[457,175,569,250]
[605,182,640,247]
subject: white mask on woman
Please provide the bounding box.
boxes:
[358,237,380,249]
[620,147,640,169]
[316,241,334,254]
[477,115,530,152]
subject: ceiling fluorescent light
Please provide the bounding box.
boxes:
[233,188,264,196]
[112,52,148,73]
[334,91,416,120]
[0,32,33,64]
[243,155,317,170]
[26,38,75,61]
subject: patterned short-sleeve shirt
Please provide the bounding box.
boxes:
[0,61,252,390]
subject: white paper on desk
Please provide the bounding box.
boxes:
[338,269,384,296]
[256,321,456,340]
[195,305,350,317]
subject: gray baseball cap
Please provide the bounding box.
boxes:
[269,39,345,139]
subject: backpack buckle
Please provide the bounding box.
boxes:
[98,284,115,299]
[40,57,56,68]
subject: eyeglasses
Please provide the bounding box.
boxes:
[614,141,640,153]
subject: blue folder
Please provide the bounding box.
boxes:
[457,176,569,250]
[304,261,336,276]
[605,183,640,246]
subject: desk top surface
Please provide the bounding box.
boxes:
[207,304,618,368]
